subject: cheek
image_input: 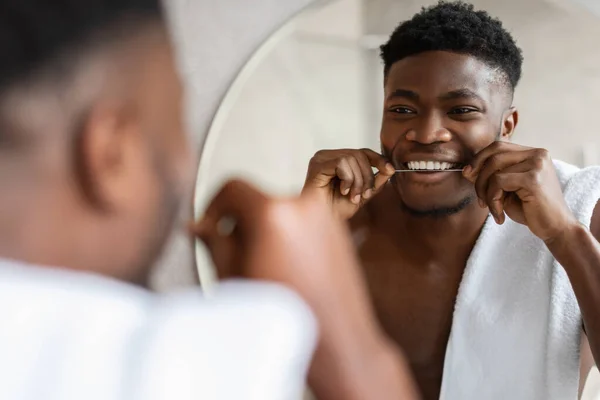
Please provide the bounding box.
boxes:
[458,123,498,155]
[379,119,401,153]
[165,135,193,199]
[128,163,164,223]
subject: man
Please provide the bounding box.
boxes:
[0,1,418,399]
[302,2,600,400]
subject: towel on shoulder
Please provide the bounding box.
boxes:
[441,160,600,400]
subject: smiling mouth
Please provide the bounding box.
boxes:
[404,161,464,171]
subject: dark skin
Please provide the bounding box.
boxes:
[302,51,600,400]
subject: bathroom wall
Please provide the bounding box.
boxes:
[363,0,600,166]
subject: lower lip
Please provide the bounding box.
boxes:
[396,169,463,184]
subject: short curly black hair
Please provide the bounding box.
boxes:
[0,0,163,96]
[380,1,523,91]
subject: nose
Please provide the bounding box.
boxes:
[405,112,452,144]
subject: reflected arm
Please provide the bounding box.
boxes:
[546,201,600,366]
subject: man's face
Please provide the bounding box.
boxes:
[380,51,515,216]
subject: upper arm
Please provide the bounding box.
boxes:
[580,332,595,399]
[590,200,600,241]
[579,201,600,399]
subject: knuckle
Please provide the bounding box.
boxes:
[358,148,375,159]
[219,179,241,197]
[311,149,341,163]
[533,149,549,168]
[309,153,322,165]
[532,156,544,170]
[535,148,550,159]
[527,170,542,186]
[337,156,352,171]
[312,149,329,160]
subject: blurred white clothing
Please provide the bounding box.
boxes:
[0,259,317,400]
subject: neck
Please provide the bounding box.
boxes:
[374,185,489,256]
[400,203,489,252]
[0,193,65,267]
[0,180,111,278]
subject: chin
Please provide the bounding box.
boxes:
[400,195,474,218]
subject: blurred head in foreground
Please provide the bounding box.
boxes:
[0,0,192,285]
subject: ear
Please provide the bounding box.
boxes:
[74,102,142,212]
[500,107,518,141]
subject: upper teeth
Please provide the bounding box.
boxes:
[407,161,457,170]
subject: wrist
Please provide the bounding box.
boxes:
[544,220,590,265]
[544,220,587,248]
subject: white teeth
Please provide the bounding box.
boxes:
[406,161,458,170]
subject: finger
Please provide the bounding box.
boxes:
[485,175,506,224]
[465,142,532,179]
[335,157,355,196]
[306,150,349,189]
[492,170,536,194]
[354,151,377,199]
[192,217,239,279]
[198,179,267,232]
[345,156,364,204]
[473,150,532,200]
[361,148,395,175]
[478,160,536,220]
[373,170,391,193]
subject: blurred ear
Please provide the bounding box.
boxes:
[500,107,518,141]
[74,101,143,212]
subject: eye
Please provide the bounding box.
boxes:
[389,106,415,114]
[448,107,477,115]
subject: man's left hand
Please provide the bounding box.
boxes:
[463,142,578,243]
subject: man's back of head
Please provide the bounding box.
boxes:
[0,0,192,285]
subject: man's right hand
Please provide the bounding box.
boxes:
[302,149,395,220]
[192,179,419,400]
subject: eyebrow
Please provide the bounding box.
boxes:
[386,88,485,103]
[438,88,484,102]
[386,89,419,101]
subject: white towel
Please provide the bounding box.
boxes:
[440,160,600,400]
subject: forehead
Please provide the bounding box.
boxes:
[384,51,506,102]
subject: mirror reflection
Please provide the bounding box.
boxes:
[195,1,600,399]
